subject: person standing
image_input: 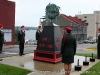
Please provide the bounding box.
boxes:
[61,26,77,75]
[36,25,43,44]
[18,25,25,56]
[0,24,4,61]
[97,28,100,59]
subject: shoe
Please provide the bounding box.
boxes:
[0,59,3,61]
[96,57,100,59]
[19,54,22,56]
[98,58,100,60]
[0,51,2,54]
[22,54,25,55]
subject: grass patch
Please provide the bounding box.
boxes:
[76,53,100,75]
[0,63,31,75]
[76,53,97,58]
[80,61,100,75]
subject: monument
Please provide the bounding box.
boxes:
[33,3,62,63]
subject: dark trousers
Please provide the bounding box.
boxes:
[0,44,3,53]
[97,47,100,58]
[19,43,24,55]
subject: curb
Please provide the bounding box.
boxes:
[27,72,40,75]
[3,45,37,49]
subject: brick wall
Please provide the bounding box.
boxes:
[0,0,15,45]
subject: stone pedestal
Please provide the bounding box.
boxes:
[33,23,62,63]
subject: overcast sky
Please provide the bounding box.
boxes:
[10,0,100,27]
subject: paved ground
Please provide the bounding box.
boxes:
[0,43,97,58]
[0,53,99,75]
[76,43,97,54]
[0,45,36,57]
[0,43,98,75]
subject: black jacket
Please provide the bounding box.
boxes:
[0,30,4,44]
[97,35,100,47]
[36,29,42,40]
[61,33,77,56]
[18,30,25,43]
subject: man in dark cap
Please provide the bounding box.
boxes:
[18,25,25,56]
[36,25,43,45]
[61,26,77,75]
[0,24,4,61]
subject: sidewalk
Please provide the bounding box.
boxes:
[3,44,37,49]
[0,53,100,75]
[3,42,82,49]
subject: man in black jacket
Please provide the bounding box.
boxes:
[18,25,25,56]
[97,28,100,59]
[36,25,42,45]
[0,24,4,61]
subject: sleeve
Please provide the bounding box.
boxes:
[73,38,77,55]
[3,33,5,44]
[18,31,20,41]
[35,30,38,40]
[0,31,2,37]
[97,35,100,47]
[61,36,65,54]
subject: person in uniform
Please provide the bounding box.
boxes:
[18,25,25,56]
[61,26,77,75]
[36,25,42,45]
[0,24,4,61]
[97,28,100,59]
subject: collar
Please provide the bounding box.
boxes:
[40,29,42,31]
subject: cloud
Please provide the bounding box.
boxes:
[9,0,100,27]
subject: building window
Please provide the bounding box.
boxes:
[84,20,87,22]
[84,16,87,18]
[2,29,12,42]
[78,25,82,31]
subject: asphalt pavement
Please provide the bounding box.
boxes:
[76,43,97,54]
[0,46,36,57]
[0,43,97,58]
[0,43,99,75]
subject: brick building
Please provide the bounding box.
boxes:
[42,14,88,41]
[0,0,15,45]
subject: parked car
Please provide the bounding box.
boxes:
[88,40,95,44]
[83,40,88,43]
[83,40,96,44]
[28,40,37,45]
